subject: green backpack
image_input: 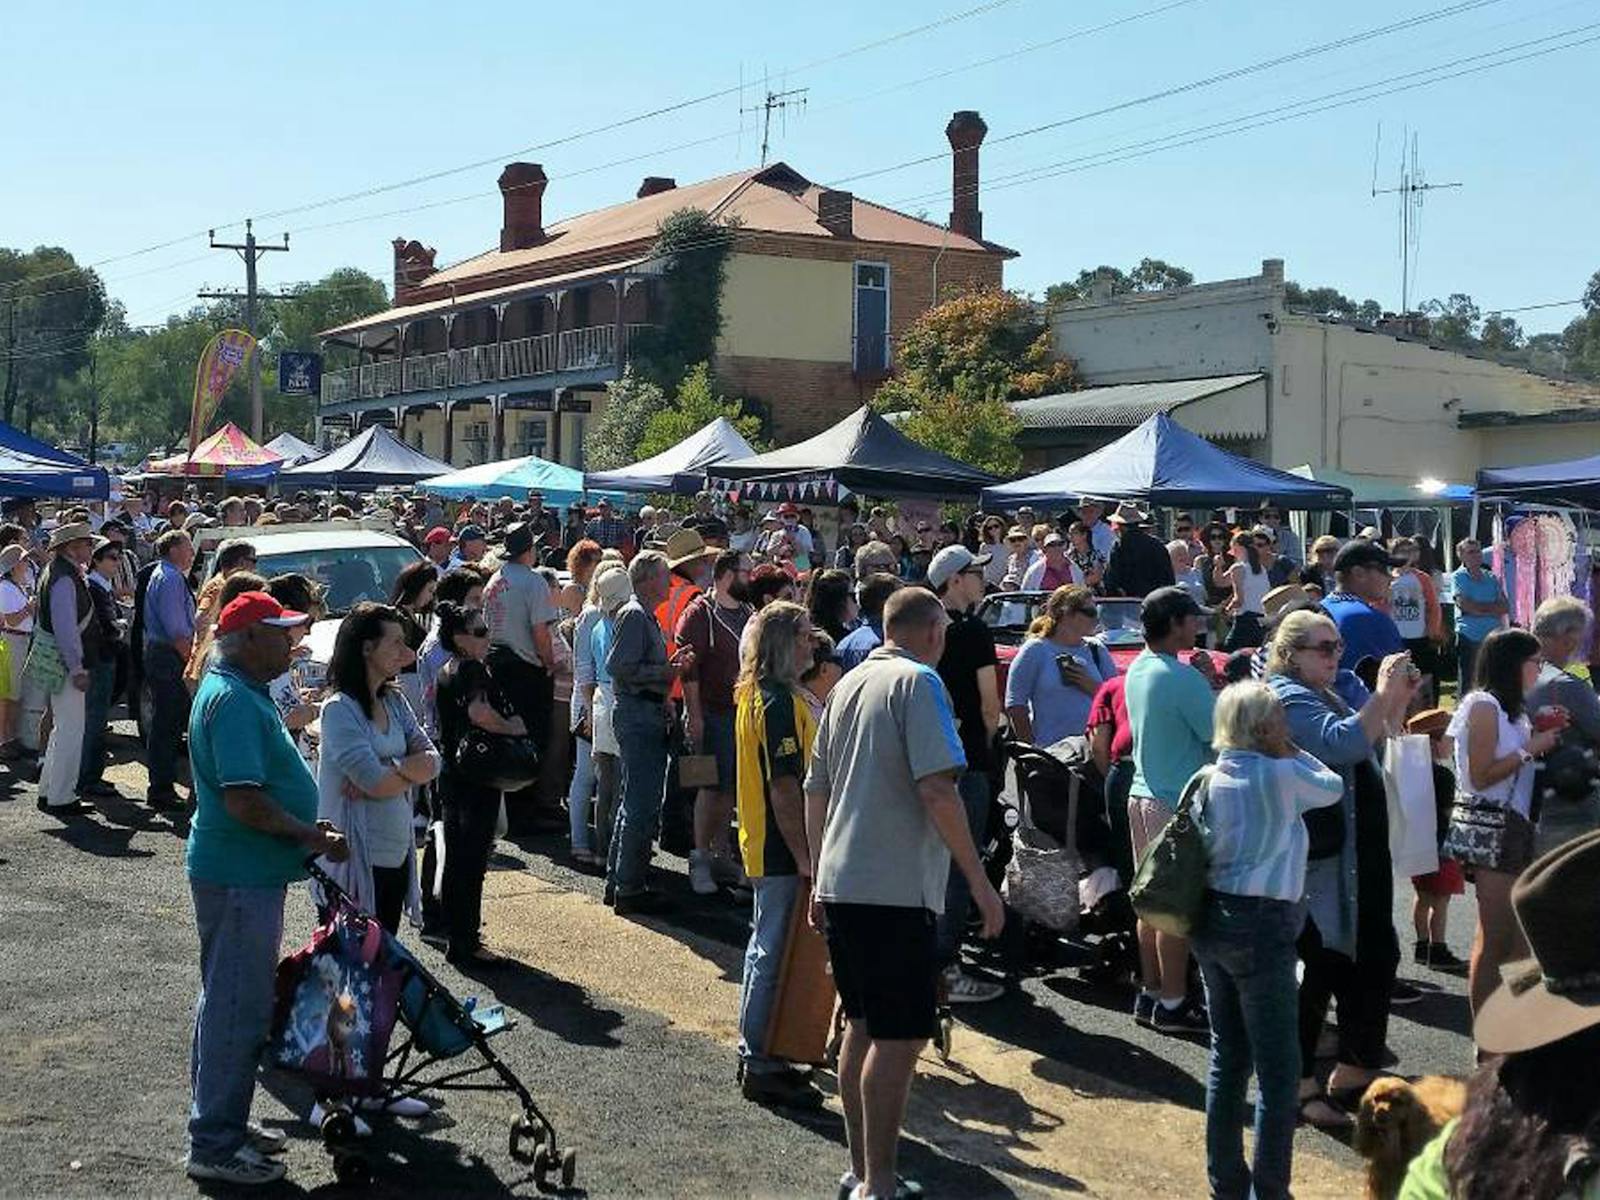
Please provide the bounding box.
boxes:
[1129,766,1213,937]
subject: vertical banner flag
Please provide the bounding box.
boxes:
[189,329,256,458]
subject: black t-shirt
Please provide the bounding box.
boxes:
[937,607,999,774]
[435,656,511,764]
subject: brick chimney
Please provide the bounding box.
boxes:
[391,238,437,304]
[945,110,987,241]
[499,163,548,251]
[637,176,677,198]
[817,189,853,238]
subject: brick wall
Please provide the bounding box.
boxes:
[715,233,1006,439]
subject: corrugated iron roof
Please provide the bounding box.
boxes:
[1009,374,1265,429]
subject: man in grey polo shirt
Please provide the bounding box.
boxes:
[804,588,1004,1200]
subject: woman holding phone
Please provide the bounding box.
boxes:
[1004,584,1115,746]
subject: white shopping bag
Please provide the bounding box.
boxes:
[1383,733,1439,877]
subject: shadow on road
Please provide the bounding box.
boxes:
[43,817,155,859]
[474,957,627,1050]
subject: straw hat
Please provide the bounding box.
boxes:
[0,544,26,576]
[47,521,95,551]
[1262,584,1313,621]
[1107,503,1152,526]
[1476,830,1600,1054]
[664,528,717,570]
[1405,708,1451,738]
[595,568,633,614]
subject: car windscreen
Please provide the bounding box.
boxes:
[1096,600,1146,646]
[252,545,422,615]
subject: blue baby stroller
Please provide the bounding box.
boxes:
[271,859,576,1189]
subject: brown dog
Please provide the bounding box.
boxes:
[1353,1075,1468,1200]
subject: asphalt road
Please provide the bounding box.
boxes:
[0,716,1478,1198]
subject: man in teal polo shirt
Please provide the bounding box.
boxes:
[184,591,347,1187]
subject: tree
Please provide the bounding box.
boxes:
[1423,293,1481,348]
[874,287,1074,477]
[1563,270,1600,380]
[1479,313,1525,354]
[0,246,108,430]
[1282,281,1383,321]
[1045,257,1192,308]
[626,209,735,394]
[633,362,766,462]
[587,367,668,471]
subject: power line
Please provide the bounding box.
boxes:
[0,0,1026,295]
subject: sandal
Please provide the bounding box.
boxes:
[1299,1083,1366,1129]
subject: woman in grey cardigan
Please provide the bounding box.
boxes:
[316,602,441,932]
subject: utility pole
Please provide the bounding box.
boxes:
[740,85,808,166]
[86,346,99,464]
[1370,126,1461,314]
[199,219,291,440]
[1,296,16,428]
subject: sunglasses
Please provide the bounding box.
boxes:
[467,626,490,637]
[1300,639,1344,657]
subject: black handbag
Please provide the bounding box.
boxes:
[454,728,541,793]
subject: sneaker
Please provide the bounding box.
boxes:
[614,889,672,916]
[357,1094,431,1118]
[740,1068,823,1109]
[185,1146,287,1186]
[1391,980,1424,1006]
[245,1121,288,1155]
[942,966,1003,1004]
[1151,997,1209,1036]
[309,1102,373,1138]
[838,1172,925,1200]
[688,850,718,896]
[1425,942,1468,973]
[709,853,745,886]
[1133,992,1157,1028]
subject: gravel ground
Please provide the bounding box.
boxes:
[0,718,1476,1198]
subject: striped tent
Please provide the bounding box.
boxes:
[147,422,283,477]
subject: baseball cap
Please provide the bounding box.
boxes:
[1042,532,1066,548]
[777,502,799,517]
[216,591,310,637]
[457,524,486,543]
[1140,585,1203,629]
[926,545,991,589]
[1332,538,1405,574]
[423,526,451,546]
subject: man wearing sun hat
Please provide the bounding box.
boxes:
[34,522,100,816]
[184,591,348,1186]
[1103,503,1175,600]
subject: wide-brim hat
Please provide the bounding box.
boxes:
[1107,502,1151,526]
[664,529,716,569]
[48,521,95,550]
[1475,830,1600,1054]
[1262,583,1312,621]
[0,544,27,575]
[595,567,633,613]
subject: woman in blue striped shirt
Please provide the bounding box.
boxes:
[1190,681,1342,1200]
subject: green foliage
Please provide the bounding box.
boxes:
[1562,271,1600,380]
[1284,281,1383,322]
[634,362,767,462]
[1424,293,1482,348]
[36,267,388,455]
[1478,313,1525,354]
[0,246,109,430]
[587,366,668,471]
[627,208,734,394]
[874,288,1072,477]
[1045,258,1193,308]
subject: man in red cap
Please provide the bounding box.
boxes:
[422,526,452,568]
[184,591,348,1187]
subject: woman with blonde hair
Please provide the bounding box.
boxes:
[1265,609,1419,1126]
[1003,584,1114,746]
[732,599,823,1107]
[1192,681,1343,1198]
[568,561,631,867]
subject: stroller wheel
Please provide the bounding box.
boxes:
[509,1115,545,1165]
[532,1144,555,1185]
[321,1106,358,1147]
[561,1148,577,1188]
[332,1152,371,1188]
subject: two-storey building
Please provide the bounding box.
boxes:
[316,110,1015,467]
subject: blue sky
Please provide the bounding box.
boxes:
[3,0,1595,335]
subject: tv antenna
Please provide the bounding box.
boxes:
[1370,124,1462,314]
[741,76,808,166]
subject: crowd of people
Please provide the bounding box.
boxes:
[9,477,1600,1198]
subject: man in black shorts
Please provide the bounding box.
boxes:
[805,588,1004,1200]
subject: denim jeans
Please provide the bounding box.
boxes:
[607,693,670,896]
[1191,892,1306,1200]
[77,659,116,790]
[738,873,803,1074]
[144,645,190,794]
[188,880,287,1165]
[567,736,595,854]
[936,771,991,966]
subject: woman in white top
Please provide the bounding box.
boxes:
[1443,627,1562,1018]
[0,543,37,756]
[1217,530,1270,651]
[978,517,1011,589]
